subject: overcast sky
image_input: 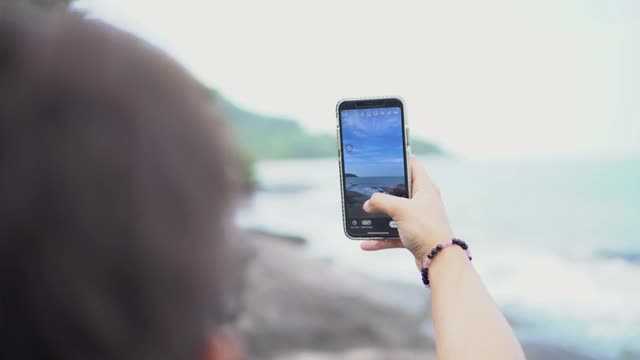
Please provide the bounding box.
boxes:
[75,0,639,159]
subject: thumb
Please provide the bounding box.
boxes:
[363,192,407,219]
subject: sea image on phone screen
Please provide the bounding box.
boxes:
[341,108,407,220]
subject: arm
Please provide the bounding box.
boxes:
[360,156,525,360]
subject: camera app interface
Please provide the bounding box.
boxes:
[340,107,408,237]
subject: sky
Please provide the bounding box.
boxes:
[74,0,640,159]
[341,108,405,177]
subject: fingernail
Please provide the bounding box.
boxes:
[363,200,370,211]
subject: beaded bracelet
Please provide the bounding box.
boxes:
[420,238,472,287]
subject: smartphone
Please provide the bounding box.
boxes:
[336,97,411,240]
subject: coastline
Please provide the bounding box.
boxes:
[235,229,433,359]
[232,229,593,360]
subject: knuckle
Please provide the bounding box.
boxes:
[370,192,384,204]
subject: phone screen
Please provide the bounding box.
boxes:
[338,99,409,238]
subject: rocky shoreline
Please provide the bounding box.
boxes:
[231,229,593,360]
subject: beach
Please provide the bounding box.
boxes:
[232,229,593,360]
[238,157,640,358]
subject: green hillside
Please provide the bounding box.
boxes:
[214,94,444,160]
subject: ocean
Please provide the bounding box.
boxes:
[345,176,406,197]
[238,156,640,358]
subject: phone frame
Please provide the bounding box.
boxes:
[336,96,412,240]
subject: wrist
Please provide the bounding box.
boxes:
[426,245,469,283]
[419,238,472,288]
[413,231,455,268]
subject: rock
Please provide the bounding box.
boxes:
[236,230,432,359]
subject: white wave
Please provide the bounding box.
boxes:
[346,183,386,197]
[477,249,640,356]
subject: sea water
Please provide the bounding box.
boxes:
[238,156,640,358]
[346,176,406,197]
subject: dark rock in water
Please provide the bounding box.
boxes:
[246,228,307,246]
[345,173,358,178]
[258,184,312,194]
[382,184,408,197]
[522,343,597,360]
[345,190,368,205]
[237,230,431,359]
[597,250,640,265]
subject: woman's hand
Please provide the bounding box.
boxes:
[361,156,526,360]
[360,156,454,269]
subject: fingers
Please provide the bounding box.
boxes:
[360,239,404,251]
[410,155,439,196]
[363,192,408,219]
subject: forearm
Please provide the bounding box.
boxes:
[429,246,525,360]
[361,159,525,358]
